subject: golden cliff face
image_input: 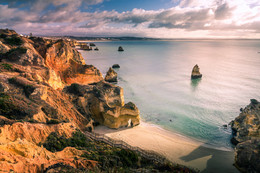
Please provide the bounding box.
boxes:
[0,29,140,172]
[45,40,103,88]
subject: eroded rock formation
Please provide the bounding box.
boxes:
[64,81,140,129]
[105,67,118,83]
[0,29,140,172]
[191,64,202,79]
[230,99,260,173]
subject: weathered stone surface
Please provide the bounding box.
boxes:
[230,99,260,144]
[45,40,103,87]
[234,139,260,173]
[230,99,260,173]
[0,29,141,172]
[191,64,202,79]
[105,67,117,83]
[64,81,140,129]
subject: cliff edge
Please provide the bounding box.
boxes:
[0,29,142,172]
[230,99,260,173]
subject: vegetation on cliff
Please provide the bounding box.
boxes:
[0,29,195,172]
[42,131,196,173]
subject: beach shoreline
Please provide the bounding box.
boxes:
[94,121,239,172]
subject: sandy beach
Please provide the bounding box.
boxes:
[95,122,239,173]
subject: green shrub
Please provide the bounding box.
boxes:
[114,149,139,167]
[4,36,23,46]
[43,132,68,152]
[43,131,88,152]
[23,85,34,97]
[1,63,13,70]
[67,83,82,96]
[8,77,18,85]
[46,119,59,124]
[250,99,258,105]
[0,34,7,38]
[8,77,35,97]
[0,92,26,120]
[1,47,27,61]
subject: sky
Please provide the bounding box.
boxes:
[0,0,260,38]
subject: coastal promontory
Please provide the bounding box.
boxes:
[230,99,260,173]
[0,29,149,172]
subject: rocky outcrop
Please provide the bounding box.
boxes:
[118,46,124,51]
[64,81,140,129]
[234,139,260,173]
[0,139,97,173]
[191,64,202,79]
[230,99,260,144]
[0,29,141,172]
[112,64,120,68]
[45,39,103,87]
[105,67,117,83]
[230,99,260,173]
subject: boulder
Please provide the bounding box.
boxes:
[112,64,120,68]
[234,139,260,173]
[105,67,117,83]
[94,47,99,51]
[191,64,202,79]
[89,43,96,46]
[118,46,124,51]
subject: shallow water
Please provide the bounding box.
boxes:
[80,40,260,149]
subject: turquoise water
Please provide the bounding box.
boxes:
[80,40,260,149]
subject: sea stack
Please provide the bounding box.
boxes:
[118,46,124,51]
[105,67,118,82]
[191,64,202,79]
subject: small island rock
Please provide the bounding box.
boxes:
[118,46,124,51]
[191,64,202,79]
[89,43,96,46]
[105,67,117,82]
[112,64,120,68]
[94,47,99,51]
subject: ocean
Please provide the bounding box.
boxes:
[80,39,260,150]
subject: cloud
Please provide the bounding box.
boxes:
[0,0,259,38]
[214,3,233,20]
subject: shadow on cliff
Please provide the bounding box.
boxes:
[190,78,201,91]
[179,144,238,173]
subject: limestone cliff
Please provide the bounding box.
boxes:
[64,81,140,129]
[230,99,260,173]
[0,29,141,172]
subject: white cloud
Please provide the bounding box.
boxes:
[0,0,260,38]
